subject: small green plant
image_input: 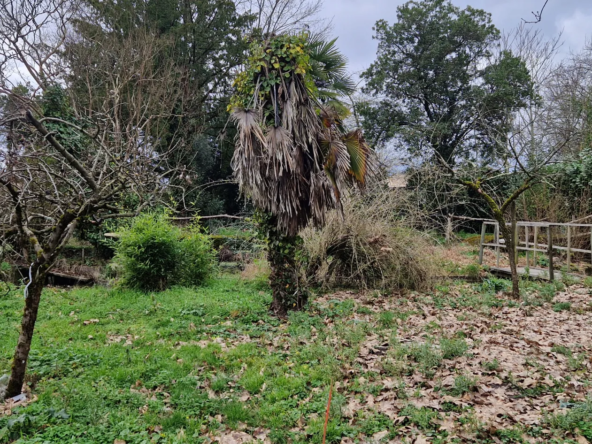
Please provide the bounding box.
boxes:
[551,345,571,356]
[222,401,252,426]
[359,412,393,436]
[440,338,468,359]
[544,398,592,436]
[482,359,500,371]
[583,276,592,289]
[461,263,481,278]
[403,342,442,377]
[553,302,571,312]
[379,311,396,328]
[537,283,557,302]
[211,374,231,392]
[451,375,478,396]
[240,368,266,393]
[399,405,439,430]
[357,306,373,315]
[561,271,579,287]
[480,278,511,293]
[0,261,11,279]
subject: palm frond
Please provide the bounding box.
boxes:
[308,35,356,96]
[342,130,373,185]
[230,34,376,236]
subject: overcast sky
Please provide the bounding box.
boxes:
[320,0,592,77]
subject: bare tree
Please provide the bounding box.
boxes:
[542,47,592,157]
[432,92,571,297]
[0,0,184,399]
[236,0,330,36]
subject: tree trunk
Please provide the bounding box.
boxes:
[497,219,520,298]
[267,233,307,316]
[259,213,307,316]
[5,277,45,399]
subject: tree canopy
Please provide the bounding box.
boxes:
[360,0,534,165]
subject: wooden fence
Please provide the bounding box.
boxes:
[477,221,592,281]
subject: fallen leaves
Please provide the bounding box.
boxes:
[0,394,38,417]
[213,429,271,444]
[315,282,592,440]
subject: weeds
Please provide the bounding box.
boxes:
[553,302,571,312]
[545,399,592,439]
[451,375,478,396]
[482,359,500,371]
[440,338,469,359]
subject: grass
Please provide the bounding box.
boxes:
[0,273,590,443]
[482,359,500,372]
[440,338,469,359]
[545,399,592,439]
[553,302,571,312]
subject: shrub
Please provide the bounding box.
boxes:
[300,188,437,291]
[178,224,217,287]
[113,213,215,291]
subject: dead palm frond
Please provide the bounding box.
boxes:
[230,33,377,235]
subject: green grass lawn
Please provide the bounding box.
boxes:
[1,275,591,443]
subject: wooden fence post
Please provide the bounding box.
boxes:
[525,225,530,267]
[548,225,554,281]
[445,215,452,244]
[511,202,518,266]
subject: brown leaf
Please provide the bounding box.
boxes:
[372,430,389,441]
[217,431,255,444]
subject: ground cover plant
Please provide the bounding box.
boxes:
[1,269,591,443]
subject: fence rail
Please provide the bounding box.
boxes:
[478,220,592,281]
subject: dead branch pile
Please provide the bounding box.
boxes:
[300,187,437,291]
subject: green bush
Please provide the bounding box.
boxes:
[114,213,215,291]
[178,224,217,287]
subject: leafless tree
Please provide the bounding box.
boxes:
[236,0,331,36]
[0,0,184,399]
[432,89,571,297]
[542,47,592,157]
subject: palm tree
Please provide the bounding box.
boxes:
[230,33,375,315]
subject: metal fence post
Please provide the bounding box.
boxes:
[567,225,572,270]
[479,222,486,265]
[548,225,554,281]
[533,226,539,268]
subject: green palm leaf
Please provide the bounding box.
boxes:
[342,130,372,184]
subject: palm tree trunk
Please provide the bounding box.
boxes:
[5,276,45,399]
[262,214,307,316]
